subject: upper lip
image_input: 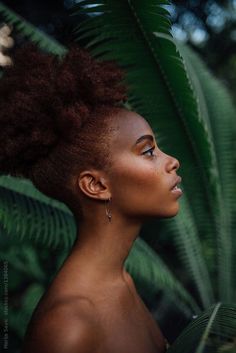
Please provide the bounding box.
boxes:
[170,176,182,190]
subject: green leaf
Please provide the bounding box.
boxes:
[0,177,77,250]
[168,303,236,353]
[176,43,236,303]
[0,2,67,56]
[0,245,45,281]
[22,283,45,316]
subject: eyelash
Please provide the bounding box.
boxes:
[142,146,155,157]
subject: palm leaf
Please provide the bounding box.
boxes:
[161,200,215,308]
[0,283,45,338]
[0,244,45,282]
[0,177,77,250]
[0,2,67,56]
[0,175,71,214]
[176,43,236,303]
[168,303,236,353]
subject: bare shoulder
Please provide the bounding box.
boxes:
[22,298,102,353]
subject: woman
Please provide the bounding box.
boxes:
[0,43,182,353]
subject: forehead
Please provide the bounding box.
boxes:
[111,109,154,148]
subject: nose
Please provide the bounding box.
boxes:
[166,154,180,173]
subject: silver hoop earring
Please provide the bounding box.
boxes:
[105,197,112,223]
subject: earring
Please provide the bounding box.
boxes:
[105,197,112,223]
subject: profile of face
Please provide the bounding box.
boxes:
[105,109,182,221]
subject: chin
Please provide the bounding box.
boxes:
[139,203,180,221]
[143,208,179,221]
[167,206,180,218]
[158,204,180,218]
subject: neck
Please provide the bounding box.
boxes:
[68,214,142,285]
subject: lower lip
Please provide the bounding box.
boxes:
[171,187,183,196]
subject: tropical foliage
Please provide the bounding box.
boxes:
[0,1,235,352]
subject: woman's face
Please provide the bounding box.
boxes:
[107,109,182,220]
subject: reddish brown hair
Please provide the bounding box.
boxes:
[0,43,128,215]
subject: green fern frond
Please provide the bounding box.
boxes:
[168,303,236,353]
[0,283,45,338]
[0,176,71,214]
[0,2,67,56]
[0,181,77,250]
[0,244,45,282]
[166,197,215,308]
[176,43,236,303]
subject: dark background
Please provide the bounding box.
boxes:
[2,0,236,102]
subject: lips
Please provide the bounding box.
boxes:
[170,176,182,191]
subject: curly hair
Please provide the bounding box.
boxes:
[0,43,128,216]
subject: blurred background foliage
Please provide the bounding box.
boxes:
[0,1,236,352]
[2,0,236,100]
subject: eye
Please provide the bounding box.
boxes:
[142,146,155,157]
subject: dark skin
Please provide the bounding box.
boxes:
[22,109,182,353]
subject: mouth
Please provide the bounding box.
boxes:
[170,176,183,196]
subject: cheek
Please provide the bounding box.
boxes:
[109,156,180,218]
[112,159,156,188]
[110,158,167,214]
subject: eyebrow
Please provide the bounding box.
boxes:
[135,134,154,145]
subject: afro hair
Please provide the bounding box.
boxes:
[0,43,128,213]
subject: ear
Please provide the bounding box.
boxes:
[77,170,111,201]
